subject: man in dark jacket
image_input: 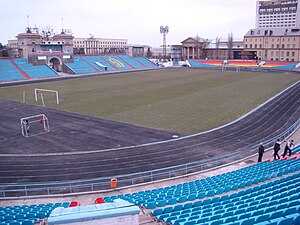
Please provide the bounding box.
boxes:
[258,143,265,163]
[273,139,281,160]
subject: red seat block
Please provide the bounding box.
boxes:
[95,197,105,204]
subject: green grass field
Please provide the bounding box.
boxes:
[0,68,299,134]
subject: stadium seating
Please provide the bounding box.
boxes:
[135,57,157,68]
[188,59,297,69]
[79,56,106,72]
[65,56,97,74]
[0,202,70,225]
[101,56,132,70]
[107,154,300,210]
[118,55,146,69]
[152,171,300,225]
[0,59,27,81]
[13,59,58,79]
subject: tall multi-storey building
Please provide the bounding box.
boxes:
[256,0,300,28]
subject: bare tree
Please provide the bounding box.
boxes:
[146,47,152,58]
[40,25,54,41]
[227,32,234,59]
[215,37,221,59]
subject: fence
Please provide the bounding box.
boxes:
[1,118,299,198]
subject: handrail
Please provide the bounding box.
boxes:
[1,118,299,198]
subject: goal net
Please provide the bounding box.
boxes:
[34,88,59,107]
[21,114,50,137]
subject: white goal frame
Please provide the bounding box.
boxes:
[34,88,59,105]
[21,114,50,137]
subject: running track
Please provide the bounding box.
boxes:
[0,80,300,185]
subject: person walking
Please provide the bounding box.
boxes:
[273,139,281,160]
[283,140,295,157]
[258,143,265,163]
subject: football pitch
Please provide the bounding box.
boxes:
[0,68,299,134]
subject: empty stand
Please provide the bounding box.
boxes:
[101,55,131,70]
[80,56,106,72]
[65,56,97,74]
[0,59,27,81]
[118,55,146,69]
[13,59,58,79]
[107,155,300,211]
[0,202,70,225]
[135,57,157,68]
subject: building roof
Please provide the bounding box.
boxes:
[245,28,300,37]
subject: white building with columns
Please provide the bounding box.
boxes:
[73,37,128,55]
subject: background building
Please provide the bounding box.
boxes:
[126,45,145,58]
[181,37,210,60]
[244,28,300,61]
[73,37,128,55]
[256,0,300,28]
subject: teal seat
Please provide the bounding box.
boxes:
[240,218,255,225]
[20,220,34,225]
[167,198,177,205]
[8,222,21,225]
[145,202,156,209]
[187,194,197,201]
[255,214,270,223]
[196,192,206,199]
[173,218,186,225]
[278,217,294,225]
[294,214,300,225]
[163,206,173,214]
[183,203,193,210]
[177,196,187,203]
[224,216,238,223]
[157,200,167,207]
[173,205,184,212]
[152,208,163,217]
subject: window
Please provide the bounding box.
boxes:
[282,44,285,48]
[31,42,36,52]
[286,52,290,56]
[292,52,295,57]
[250,44,252,48]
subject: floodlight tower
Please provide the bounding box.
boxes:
[160,26,169,61]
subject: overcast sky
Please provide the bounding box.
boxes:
[0,0,257,46]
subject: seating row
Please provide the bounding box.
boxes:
[0,202,70,225]
[153,172,300,225]
[65,55,157,74]
[106,154,300,209]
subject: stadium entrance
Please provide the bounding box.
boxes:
[49,57,62,72]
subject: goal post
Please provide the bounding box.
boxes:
[34,88,59,105]
[21,114,50,137]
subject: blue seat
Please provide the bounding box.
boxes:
[8,222,21,225]
[167,198,177,205]
[21,220,35,225]
[187,194,197,201]
[284,207,298,216]
[240,218,255,225]
[177,196,187,203]
[145,202,156,209]
[183,203,193,210]
[174,205,184,212]
[278,217,294,225]
[152,208,164,216]
[165,206,174,214]
[157,200,167,207]
[294,214,300,225]
[197,192,206,199]
[255,214,270,223]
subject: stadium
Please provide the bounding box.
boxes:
[1,2,300,225]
